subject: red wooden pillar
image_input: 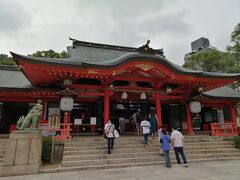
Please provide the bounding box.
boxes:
[185,103,194,134]
[155,93,162,128]
[104,90,110,126]
[230,105,237,124]
[40,99,46,123]
[63,112,68,129]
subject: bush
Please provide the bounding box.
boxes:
[42,136,53,163]
[234,136,240,149]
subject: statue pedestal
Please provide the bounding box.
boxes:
[0,130,42,176]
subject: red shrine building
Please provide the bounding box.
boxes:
[0,38,240,136]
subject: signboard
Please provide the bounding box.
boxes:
[48,114,60,129]
[74,119,82,125]
[60,97,74,111]
[90,117,96,125]
[189,101,201,113]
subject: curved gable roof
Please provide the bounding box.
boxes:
[10,52,240,79]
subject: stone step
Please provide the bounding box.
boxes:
[65,138,224,146]
[61,135,239,173]
[40,156,240,173]
[63,144,236,155]
[62,152,240,167]
[70,136,222,142]
[0,154,5,158]
[63,149,240,161]
[64,141,232,151]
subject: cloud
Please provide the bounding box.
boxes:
[69,0,192,49]
[0,0,31,33]
[0,0,239,66]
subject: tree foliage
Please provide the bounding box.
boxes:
[183,23,240,73]
[226,23,240,72]
[0,54,16,66]
[183,50,232,72]
[31,49,68,58]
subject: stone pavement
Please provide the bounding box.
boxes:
[1,160,240,180]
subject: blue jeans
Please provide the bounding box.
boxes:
[107,137,114,154]
[174,147,187,164]
[143,133,148,145]
[163,150,171,167]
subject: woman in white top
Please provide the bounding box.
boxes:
[104,119,115,154]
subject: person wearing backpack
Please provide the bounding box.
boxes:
[160,128,171,168]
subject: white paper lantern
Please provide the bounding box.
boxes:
[189,101,201,113]
[121,91,128,99]
[140,92,147,100]
[60,97,74,111]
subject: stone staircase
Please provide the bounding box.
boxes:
[55,135,240,172]
[0,139,7,167]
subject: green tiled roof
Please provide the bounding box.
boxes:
[203,86,240,99]
[0,66,33,89]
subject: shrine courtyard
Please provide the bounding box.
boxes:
[1,160,239,180]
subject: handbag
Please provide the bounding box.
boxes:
[103,132,108,139]
[114,130,120,138]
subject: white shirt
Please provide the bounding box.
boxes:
[140,120,151,134]
[158,128,163,141]
[104,123,115,138]
[171,130,184,147]
[132,113,137,122]
[119,117,125,125]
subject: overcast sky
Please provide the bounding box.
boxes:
[0,0,239,65]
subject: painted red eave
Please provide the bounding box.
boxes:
[10,52,240,91]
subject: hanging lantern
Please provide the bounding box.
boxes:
[198,86,204,93]
[63,78,72,86]
[166,85,172,93]
[121,91,128,100]
[189,101,202,113]
[140,92,147,100]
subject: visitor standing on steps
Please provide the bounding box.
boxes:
[119,115,125,135]
[132,110,141,136]
[160,128,171,168]
[149,110,157,136]
[104,119,115,154]
[140,117,151,146]
[171,126,188,167]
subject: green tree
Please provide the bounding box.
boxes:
[31,49,68,58]
[0,54,16,66]
[183,50,230,72]
[226,23,240,72]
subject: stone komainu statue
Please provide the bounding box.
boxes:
[16,103,43,130]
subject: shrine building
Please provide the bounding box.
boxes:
[0,38,240,136]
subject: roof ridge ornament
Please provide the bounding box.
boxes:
[136,40,165,57]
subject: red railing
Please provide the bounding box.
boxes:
[211,123,238,136]
[39,123,72,140]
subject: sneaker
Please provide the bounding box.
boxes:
[176,164,182,167]
[167,165,172,168]
[184,163,188,167]
[163,165,167,167]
